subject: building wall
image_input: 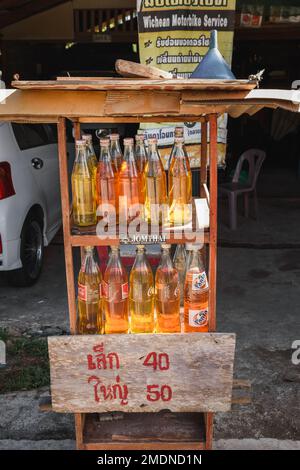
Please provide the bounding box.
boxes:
[1,0,136,41]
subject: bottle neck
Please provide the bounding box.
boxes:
[111,140,122,156]
[189,250,204,271]
[83,248,99,274]
[100,146,112,162]
[75,145,89,165]
[148,143,160,161]
[135,141,146,158]
[160,249,173,270]
[124,144,135,162]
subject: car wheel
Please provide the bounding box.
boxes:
[7,214,44,287]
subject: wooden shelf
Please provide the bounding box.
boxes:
[81,412,206,450]
[70,198,210,246]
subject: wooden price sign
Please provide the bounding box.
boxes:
[48,333,236,413]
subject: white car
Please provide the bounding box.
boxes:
[0,121,74,286]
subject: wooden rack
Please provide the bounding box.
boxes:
[9,77,257,450]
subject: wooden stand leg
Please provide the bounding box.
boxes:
[57,117,77,335]
[200,118,208,198]
[206,113,218,451]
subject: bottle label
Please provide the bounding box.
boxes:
[189,308,208,327]
[78,283,87,302]
[122,282,129,299]
[192,272,208,291]
[156,283,179,302]
[102,281,109,300]
[147,286,154,297]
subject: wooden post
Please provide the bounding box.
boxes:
[58,117,84,448]
[200,118,208,198]
[57,117,77,335]
[205,113,218,451]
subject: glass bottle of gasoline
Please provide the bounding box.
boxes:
[184,246,209,333]
[130,245,155,333]
[96,138,119,221]
[110,133,123,173]
[156,244,181,333]
[78,246,103,334]
[82,134,98,177]
[118,137,140,221]
[144,137,167,225]
[168,136,192,226]
[135,134,147,205]
[173,244,187,307]
[72,140,97,226]
[103,246,129,334]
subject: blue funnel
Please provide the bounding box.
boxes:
[191,30,236,80]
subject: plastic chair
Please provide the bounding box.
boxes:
[219,149,266,230]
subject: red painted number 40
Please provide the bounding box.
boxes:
[143,352,170,371]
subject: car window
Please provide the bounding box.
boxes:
[49,122,75,144]
[12,123,51,150]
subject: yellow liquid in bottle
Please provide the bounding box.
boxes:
[169,158,192,226]
[156,271,181,333]
[72,163,96,226]
[144,172,167,225]
[78,263,103,334]
[130,251,155,333]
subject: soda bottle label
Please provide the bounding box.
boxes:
[156,283,178,301]
[192,272,208,291]
[78,283,87,302]
[188,308,208,327]
[147,286,154,297]
[102,281,109,299]
[122,282,129,299]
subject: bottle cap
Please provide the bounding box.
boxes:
[110,133,120,140]
[82,134,92,141]
[135,134,145,141]
[136,245,145,250]
[100,138,110,146]
[148,137,158,144]
[161,244,171,250]
[175,126,184,136]
[76,139,86,146]
[124,137,134,145]
[174,137,184,144]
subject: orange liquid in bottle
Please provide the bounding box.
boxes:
[103,247,129,334]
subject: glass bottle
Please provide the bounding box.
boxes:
[130,245,155,333]
[103,246,129,334]
[78,246,103,334]
[156,244,181,333]
[72,140,97,226]
[184,246,209,333]
[144,137,167,225]
[110,133,123,173]
[82,134,98,176]
[168,136,192,226]
[135,134,147,205]
[173,244,187,307]
[96,138,119,220]
[118,137,140,221]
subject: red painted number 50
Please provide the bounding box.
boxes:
[147,385,172,402]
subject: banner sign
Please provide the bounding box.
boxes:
[137,0,236,167]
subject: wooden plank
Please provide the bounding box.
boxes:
[104,90,180,116]
[12,78,256,92]
[48,333,236,414]
[208,114,218,333]
[115,59,173,79]
[200,119,208,198]
[57,117,77,335]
